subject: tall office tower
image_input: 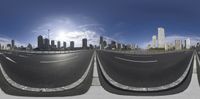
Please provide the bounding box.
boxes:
[37,35,44,50]
[175,40,182,50]
[82,38,87,49]
[158,27,165,48]
[183,40,187,49]
[57,41,61,49]
[44,38,49,50]
[152,35,157,48]
[63,41,67,49]
[11,40,15,49]
[51,40,55,49]
[100,36,103,49]
[70,41,74,49]
[186,38,191,49]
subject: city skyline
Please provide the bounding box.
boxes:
[1,0,200,48]
[149,27,191,50]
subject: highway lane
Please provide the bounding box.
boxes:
[196,50,200,86]
[0,50,94,96]
[97,50,193,92]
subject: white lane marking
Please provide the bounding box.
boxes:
[115,56,158,63]
[0,53,3,55]
[40,56,78,64]
[5,56,16,63]
[19,55,28,58]
[125,55,152,57]
[0,51,95,92]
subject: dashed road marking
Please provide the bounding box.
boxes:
[5,57,16,63]
[19,55,28,58]
[115,56,158,63]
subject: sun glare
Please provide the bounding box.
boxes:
[55,30,67,42]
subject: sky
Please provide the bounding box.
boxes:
[0,0,200,48]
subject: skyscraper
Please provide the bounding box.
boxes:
[100,36,103,50]
[183,40,186,49]
[175,40,182,50]
[44,38,49,50]
[63,41,67,49]
[158,27,165,48]
[70,41,74,49]
[152,35,157,48]
[186,38,191,49]
[11,40,15,49]
[51,40,56,49]
[37,35,43,50]
[82,38,87,49]
[57,41,61,49]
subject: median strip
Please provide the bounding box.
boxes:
[115,56,158,63]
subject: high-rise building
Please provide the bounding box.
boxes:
[82,38,87,49]
[152,35,157,48]
[100,36,103,50]
[63,41,67,49]
[51,40,56,49]
[183,40,186,49]
[57,41,61,49]
[11,40,15,49]
[158,27,165,48]
[44,38,49,49]
[70,41,74,49]
[37,35,43,50]
[186,38,191,49]
[175,40,182,50]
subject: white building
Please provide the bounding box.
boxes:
[152,35,157,48]
[158,27,165,48]
[175,40,182,50]
[186,38,191,49]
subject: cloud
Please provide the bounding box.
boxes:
[31,16,115,47]
[141,35,200,49]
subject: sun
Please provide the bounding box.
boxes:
[55,30,67,42]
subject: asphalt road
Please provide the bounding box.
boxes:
[0,50,94,96]
[97,50,193,95]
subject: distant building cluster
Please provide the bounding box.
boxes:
[99,36,138,50]
[37,35,93,51]
[148,27,191,51]
[0,39,33,51]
